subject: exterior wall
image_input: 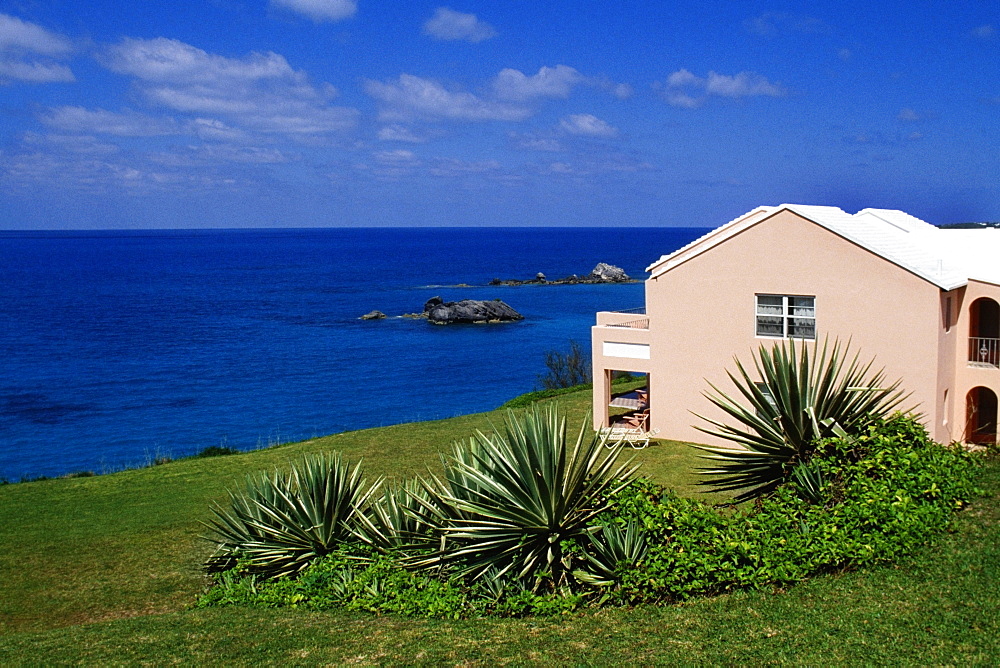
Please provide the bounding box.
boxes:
[951,280,1000,443]
[638,209,945,446]
[935,287,962,443]
[591,319,651,429]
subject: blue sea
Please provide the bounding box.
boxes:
[0,227,705,480]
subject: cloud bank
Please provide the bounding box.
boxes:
[100,38,357,135]
[270,0,357,22]
[423,7,496,42]
[658,69,786,108]
[0,13,74,84]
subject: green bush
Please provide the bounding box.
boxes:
[203,452,382,579]
[197,446,240,458]
[695,338,909,501]
[599,415,980,604]
[200,414,980,618]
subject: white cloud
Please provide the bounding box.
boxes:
[101,38,358,136]
[21,131,119,155]
[897,107,921,122]
[704,71,785,97]
[0,14,72,55]
[423,7,496,43]
[493,65,584,101]
[364,73,530,122]
[548,162,574,174]
[427,157,500,177]
[270,0,356,22]
[377,124,427,142]
[559,114,618,138]
[611,83,633,99]
[970,24,995,39]
[838,48,852,61]
[658,69,786,107]
[510,132,563,152]
[0,14,74,84]
[40,106,181,137]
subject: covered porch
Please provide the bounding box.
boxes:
[592,306,652,432]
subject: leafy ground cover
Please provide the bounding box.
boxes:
[0,458,996,665]
[0,385,700,635]
[0,384,997,664]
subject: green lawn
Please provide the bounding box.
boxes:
[0,386,997,665]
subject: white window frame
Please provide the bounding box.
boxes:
[755,294,816,340]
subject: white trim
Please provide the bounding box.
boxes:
[603,342,651,360]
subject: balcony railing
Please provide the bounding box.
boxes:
[969,337,1000,368]
[606,317,650,330]
[614,306,646,315]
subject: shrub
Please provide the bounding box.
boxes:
[694,338,909,501]
[598,415,980,604]
[538,340,592,390]
[197,446,240,458]
[199,414,979,618]
[410,405,637,591]
[203,452,382,579]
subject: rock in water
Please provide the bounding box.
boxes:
[360,310,387,320]
[426,298,524,325]
[589,263,630,282]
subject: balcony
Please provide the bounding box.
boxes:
[596,306,649,330]
[969,337,1000,368]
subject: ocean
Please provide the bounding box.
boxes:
[0,227,706,480]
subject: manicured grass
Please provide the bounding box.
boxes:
[0,386,703,634]
[1,385,996,664]
[0,458,996,665]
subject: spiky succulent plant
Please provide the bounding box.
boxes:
[694,338,909,502]
[204,452,381,579]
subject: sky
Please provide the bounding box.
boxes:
[0,1,997,229]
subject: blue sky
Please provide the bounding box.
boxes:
[0,1,997,228]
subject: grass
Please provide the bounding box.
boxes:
[0,384,997,664]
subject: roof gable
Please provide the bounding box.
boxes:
[648,204,1000,290]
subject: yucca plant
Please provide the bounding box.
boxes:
[356,478,437,553]
[694,338,909,502]
[411,406,637,591]
[204,452,382,579]
[575,520,651,588]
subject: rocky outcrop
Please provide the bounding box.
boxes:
[423,296,524,325]
[488,263,632,286]
[588,262,630,282]
[359,310,386,320]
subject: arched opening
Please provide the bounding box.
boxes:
[968,298,1000,366]
[966,386,998,445]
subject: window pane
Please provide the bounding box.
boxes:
[756,295,783,315]
[789,296,815,317]
[755,382,779,413]
[789,318,816,339]
[756,316,783,336]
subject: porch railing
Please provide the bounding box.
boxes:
[969,337,1000,367]
[606,317,650,329]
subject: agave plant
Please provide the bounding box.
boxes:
[574,520,651,588]
[694,338,909,502]
[204,452,382,579]
[411,406,637,590]
[356,478,437,553]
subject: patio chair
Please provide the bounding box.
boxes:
[599,422,660,449]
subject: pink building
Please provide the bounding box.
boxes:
[592,204,1000,447]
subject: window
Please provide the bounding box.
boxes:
[756,294,815,339]
[755,382,778,417]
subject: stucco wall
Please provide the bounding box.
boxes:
[642,209,944,445]
[950,280,1000,442]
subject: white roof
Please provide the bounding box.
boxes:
[647,204,1000,290]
